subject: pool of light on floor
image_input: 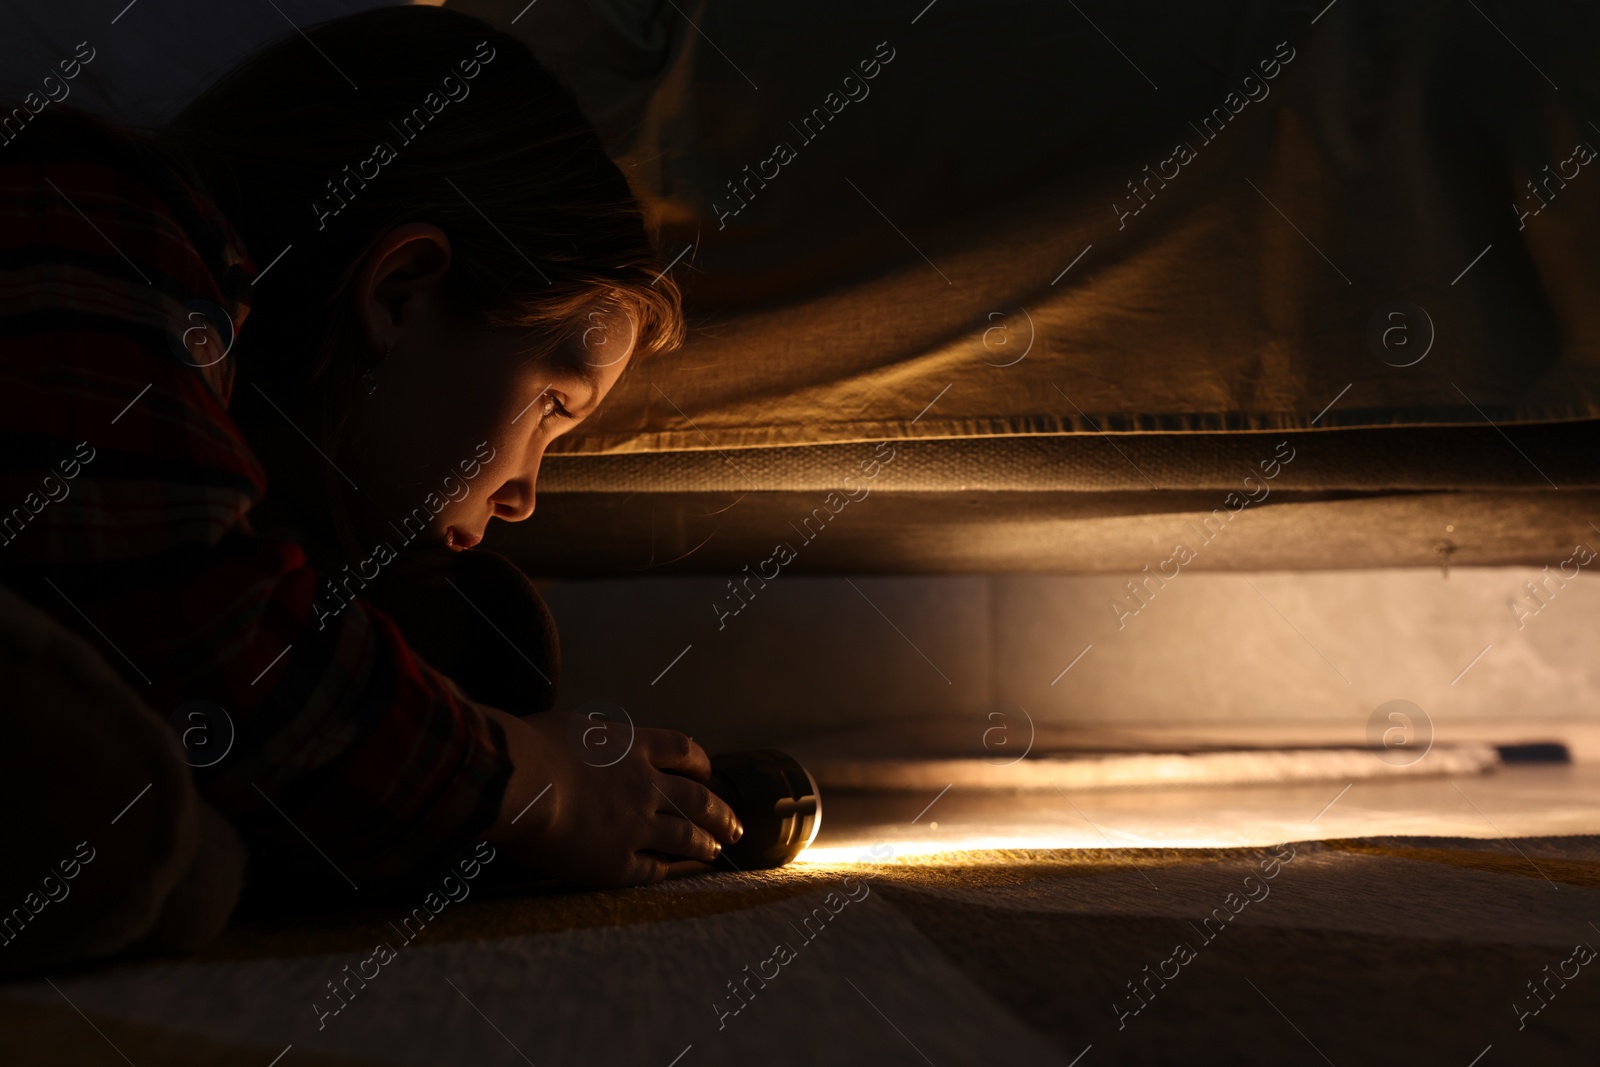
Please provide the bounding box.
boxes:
[792,764,1600,864]
[794,830,1239,864]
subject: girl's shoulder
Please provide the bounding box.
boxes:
[0,107,269,563]
[0,106,256,410]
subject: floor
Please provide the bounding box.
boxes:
[5,760,1599,1066]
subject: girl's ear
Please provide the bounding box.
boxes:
[355,223,453,356]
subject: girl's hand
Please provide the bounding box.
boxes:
[478,706,744,887]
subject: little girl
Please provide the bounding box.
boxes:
[0,5,739,971]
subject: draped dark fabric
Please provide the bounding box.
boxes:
[463,0,1600,454]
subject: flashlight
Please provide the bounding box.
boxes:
[706,749,822,870]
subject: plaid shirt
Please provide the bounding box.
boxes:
[0,108,511,880]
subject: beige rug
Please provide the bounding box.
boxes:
[3,835,1597,1065]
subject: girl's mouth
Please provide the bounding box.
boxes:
[445,526,482,552]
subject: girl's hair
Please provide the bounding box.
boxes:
[149,5,682,555]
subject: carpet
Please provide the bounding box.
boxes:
[3,835,1596,1066]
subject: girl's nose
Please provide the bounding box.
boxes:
[488,474,536,522]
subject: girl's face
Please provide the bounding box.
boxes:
[342,224,637,554]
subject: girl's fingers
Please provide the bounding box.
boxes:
[654,773,743,845]
[639,728,711,781]
[661,857,715,880]
[644,814,720,863]
[629,852,673,886]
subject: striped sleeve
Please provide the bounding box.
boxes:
[0,109,512,880]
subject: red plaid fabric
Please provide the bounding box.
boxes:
[0,108,511,880]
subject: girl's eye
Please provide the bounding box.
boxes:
[539,395,571,426]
